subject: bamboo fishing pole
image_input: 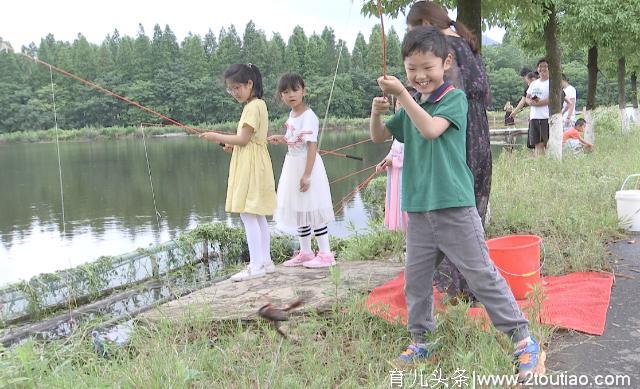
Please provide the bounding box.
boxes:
[21,53,364,160]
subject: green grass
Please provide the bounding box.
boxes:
[0,107,637,387]
[0,293,550,388]
[487,119,639,275]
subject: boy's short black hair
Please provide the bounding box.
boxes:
[277,73,305,94]
[562,73,568,81]
[575,118,586,127]
[536,57,549,67]
[401,25,448,61]
[526,72,539,80]
[520,67,532,77]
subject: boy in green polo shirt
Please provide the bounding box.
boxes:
[369,26,545,380]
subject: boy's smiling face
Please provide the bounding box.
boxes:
[404,50,452,97]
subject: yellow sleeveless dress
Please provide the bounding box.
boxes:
[225,98,276,215]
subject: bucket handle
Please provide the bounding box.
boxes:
[492,241,546,278]
[620,174,640,191]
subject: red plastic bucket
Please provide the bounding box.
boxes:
[486,235,542,300]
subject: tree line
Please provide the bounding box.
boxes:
[0,23,405,133]
[1,6,637,135]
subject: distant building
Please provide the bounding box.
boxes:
[0,40,14,53]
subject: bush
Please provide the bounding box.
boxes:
[338,224,404,261]
[590,106,621,135]
[360,175,386,221]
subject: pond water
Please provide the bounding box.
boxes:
[0,132,390,287]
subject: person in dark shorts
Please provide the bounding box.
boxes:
[528,116,549,147]
[525,59,550,157]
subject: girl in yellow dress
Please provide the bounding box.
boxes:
[200,64,277,282]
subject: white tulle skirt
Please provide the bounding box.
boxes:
[275,153,335,228]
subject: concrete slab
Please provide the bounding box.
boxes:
[141,260,404,322]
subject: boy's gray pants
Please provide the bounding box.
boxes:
[405,207,530,344]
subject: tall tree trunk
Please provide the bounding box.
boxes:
[631,72,638,123]
[456,0,482,52]
[543,3,562,159]
[584,46,598,144]
[618,57,630,133]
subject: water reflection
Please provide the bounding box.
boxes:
[0,133,389,286]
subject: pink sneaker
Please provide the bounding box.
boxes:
[282,251,315,267]
[303,252,336,268]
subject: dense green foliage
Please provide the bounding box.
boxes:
[0,24,404,133]
[481,32,627,113]
[0,17,630,135]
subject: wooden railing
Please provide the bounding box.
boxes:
[489,127,528,151]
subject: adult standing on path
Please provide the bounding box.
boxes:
[406,1,492,300]
[526,59,551,157]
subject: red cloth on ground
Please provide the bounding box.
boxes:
[366,271,614,336]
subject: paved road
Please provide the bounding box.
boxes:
[548,237,640,388]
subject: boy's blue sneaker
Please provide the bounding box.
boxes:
[514,337,546,381]
[395,343,432,366]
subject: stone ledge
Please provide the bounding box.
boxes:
[140,260,404,322]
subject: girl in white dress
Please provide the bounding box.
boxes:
[268,73,336,268]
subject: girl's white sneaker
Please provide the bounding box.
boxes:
[230,265,266,282]
[262,261,276,274]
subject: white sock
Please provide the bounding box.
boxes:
[298,225,312,253]
[257,215,271,264]
[240,213,263,269]
[313,225,330,253]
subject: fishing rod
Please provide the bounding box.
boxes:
[376,0,388,79]
[320,149,363,161]
[20,53,365,160]
[333,170,378,215]
[329,164,376,185]
[19,53,209,136]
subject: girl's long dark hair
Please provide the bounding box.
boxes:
[224,63,264,98]
[406,1,479,54]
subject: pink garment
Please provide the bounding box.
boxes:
[384,140,408,232]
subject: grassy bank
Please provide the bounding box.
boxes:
[487,107,638,275]
[1,107,638,387]
[0,117,370,144]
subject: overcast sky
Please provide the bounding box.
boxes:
[3,0,504,51]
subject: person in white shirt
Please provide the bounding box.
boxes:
[561,74,577,129]
[526,58,550,157]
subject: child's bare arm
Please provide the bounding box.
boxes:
[396,89,450,139]
[578,136,593,148]
[267,134,286,144]
[376,76,450,139]
[201,124,253,146]
[370,97,392,143]
[300,142,317,192]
